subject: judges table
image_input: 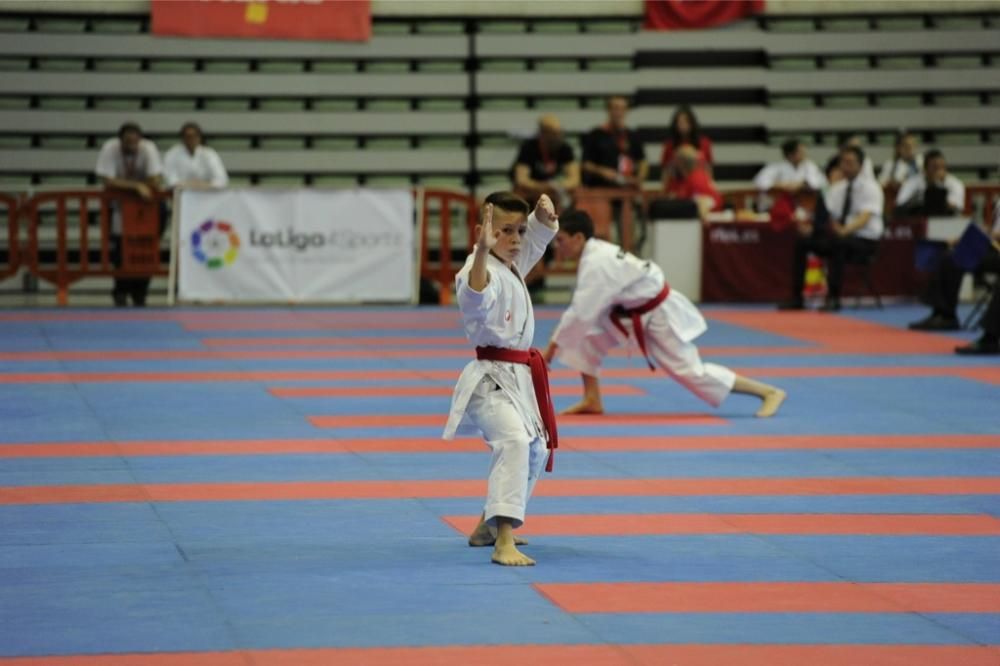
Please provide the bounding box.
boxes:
[649,216,931,303]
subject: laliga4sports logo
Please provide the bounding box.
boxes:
[191,219,240,269]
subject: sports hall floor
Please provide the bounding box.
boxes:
[0,304,998,665]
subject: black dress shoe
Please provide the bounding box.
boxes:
[777,300,805,311]
[909,314,960,331]
[819,299,841,312]
[955,338,1000,355]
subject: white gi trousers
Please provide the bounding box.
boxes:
[558,306,735,408]
[466,375,549,528]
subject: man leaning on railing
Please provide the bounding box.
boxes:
[94,122,165,307]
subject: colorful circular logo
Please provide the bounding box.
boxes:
[191,219,239,269]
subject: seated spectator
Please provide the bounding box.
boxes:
[824,153,845,187]
[754,140,826,227]
[909,206,999,336]
[660,104,713,188]
[663,145,722,218]
[163,122,229,190]
[778,146,884,313]
[511,114,579,210]
[754,139,826,197]
[581,96,648,189]
[510,114,578,300]
[878,130,923,188]
[895,149,965,217]
[836,133,877,181]
[95,122,164,307]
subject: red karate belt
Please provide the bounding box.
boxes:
[475,346,558,472]
[610,284,671,370]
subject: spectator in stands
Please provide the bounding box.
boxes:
[95,122,164,307]
[824,153,844,186]
[836,133,877,181]
[895,149,965,217]
[511,114,579,210]
[663,145,722,218]
[908,204,999,335]
[510,114,578,300]
[660,105,713,189]
[581,96,648,188]
[754,139,825,226]
[754,139,825,196]
[163,122,229,190]
[879,130,923,188]
[779,146,884,312]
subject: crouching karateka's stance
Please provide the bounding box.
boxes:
[443,192,559,566]
[543,209,786,418]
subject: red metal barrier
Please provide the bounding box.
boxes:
[0,192,19,281]
[420,189,478,305]
[23,189,169,306]
[965,184,1000,230]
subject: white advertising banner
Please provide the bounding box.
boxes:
[176,188,414,303]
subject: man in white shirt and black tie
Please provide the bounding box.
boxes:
[779,146,884,312]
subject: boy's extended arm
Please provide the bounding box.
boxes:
[550,249,611,352]
[468,204,497,293]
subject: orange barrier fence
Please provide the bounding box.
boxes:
[11,184,996,307]
[23,190,169,306]
[0,193,20,282]
[419,189,478,305]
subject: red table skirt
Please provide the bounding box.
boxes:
[700,220,928,303]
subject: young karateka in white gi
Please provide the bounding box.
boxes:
[543,209,786,418]
[443,192,559,566]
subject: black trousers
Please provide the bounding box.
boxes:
[982,276,1000,337]
[792,232,878,301]
[110,235,153,306]
[922,247,1000,320]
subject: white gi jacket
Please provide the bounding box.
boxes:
[443,212,557,440]
[552,238,707,371]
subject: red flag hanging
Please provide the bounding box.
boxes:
[151,0,371,42]
[644,0,764,31]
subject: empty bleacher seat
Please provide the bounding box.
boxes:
[0,9,996,190]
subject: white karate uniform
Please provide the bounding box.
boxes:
[163,144,229,189]
[443,212,557,528]
[552,238,735,407]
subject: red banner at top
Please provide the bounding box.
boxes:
[151,0,371,42]
[645,0,764,31]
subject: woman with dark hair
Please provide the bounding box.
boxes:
[660,105,713,190]
[163,122,229,189]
